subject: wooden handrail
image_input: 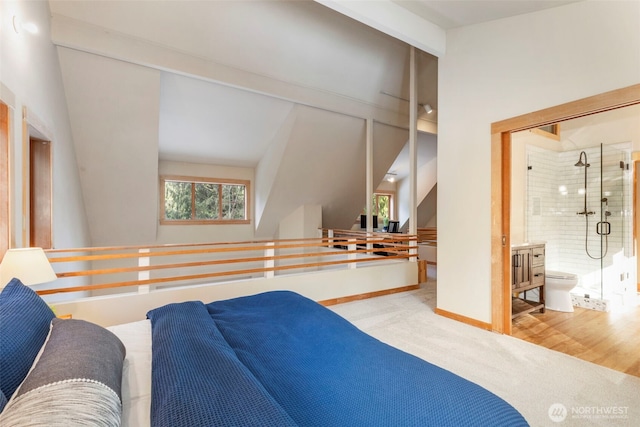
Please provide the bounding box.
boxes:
[54,247,410,278]
[417,227,437,244]
[38,254,411,295]
[46,236,415,263]
[39,232,418,297]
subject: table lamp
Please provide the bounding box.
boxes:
[0,247,57,289]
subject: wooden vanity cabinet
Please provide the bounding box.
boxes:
[511,243,545,319]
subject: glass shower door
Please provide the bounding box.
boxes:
[598,143,630,301]
[525,142,632,309]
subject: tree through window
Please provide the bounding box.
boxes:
[360,192,395,224]
[161,176,249,224]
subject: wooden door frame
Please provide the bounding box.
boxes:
[29,137,53,249]
[22,107,54,249]
[490,84,640,335]
[0,102,10,259]
[633,153,640,293]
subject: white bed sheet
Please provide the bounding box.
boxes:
[107,319,152,427]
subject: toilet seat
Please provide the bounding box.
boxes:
[546,270,577,280]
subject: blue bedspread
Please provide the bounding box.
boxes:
[148,291,528,427]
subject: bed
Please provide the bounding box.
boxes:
[0,278,529,426]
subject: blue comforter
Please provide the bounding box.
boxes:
[147,291,528,427]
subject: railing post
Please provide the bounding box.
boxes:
[138,248,151,294]
[348,238,357,269]
[265,242,275,278]
[410,239,418,262]
[328,229,334,248]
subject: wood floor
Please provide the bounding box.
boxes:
[512,303,640,377]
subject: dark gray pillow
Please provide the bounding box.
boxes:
[0,318,126,426]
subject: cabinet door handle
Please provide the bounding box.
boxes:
[534,273,543,277]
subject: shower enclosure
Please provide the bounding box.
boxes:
[526,143,634,311]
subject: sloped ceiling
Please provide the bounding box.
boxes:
[392,0,582,29]
[50,0,442,242]
[558,104,640,151]
[47,0,591,149]
[50,0,438,119]
[49,0,584,173]
[159,73,295,166]
[49,0,592,241]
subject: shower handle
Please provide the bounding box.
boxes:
[576,211,596,216]
[596,221,611,236]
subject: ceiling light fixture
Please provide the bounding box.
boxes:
[13,15,39,35]
[385,172,397,183]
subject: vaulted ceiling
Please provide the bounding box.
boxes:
[47,0,584,241]
[50,0,438,168]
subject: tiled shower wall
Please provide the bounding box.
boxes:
[526,144,633,300]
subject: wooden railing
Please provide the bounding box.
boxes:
[40,231,418,298]
[416,228,436,269]
[417,227,437,245]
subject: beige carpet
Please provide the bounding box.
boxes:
[330,280,640,426]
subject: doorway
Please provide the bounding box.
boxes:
[514,127,635,305]
[0,102,9,258]
[29,136,52,249]
[490,83,640,334]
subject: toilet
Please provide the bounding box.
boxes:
[545,271,579,312]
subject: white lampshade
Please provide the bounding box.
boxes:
[0,247,57,287]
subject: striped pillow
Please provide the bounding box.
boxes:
[0,318,126,426]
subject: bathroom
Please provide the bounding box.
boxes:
[511,106,640,313]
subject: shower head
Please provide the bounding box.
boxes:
[575,151,590,167]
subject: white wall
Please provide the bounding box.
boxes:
[278,205,323,240]
[256,105,367,236]
[398,155,437,228]
[438,0,640,323]
[57,48,160,246]
[0,1,89,252]
[255,108,297,234]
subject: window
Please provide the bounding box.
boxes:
[359,192,395,222]
[373,193,392,220]
[160,176,250,224]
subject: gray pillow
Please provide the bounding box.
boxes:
[0,318,126,426]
